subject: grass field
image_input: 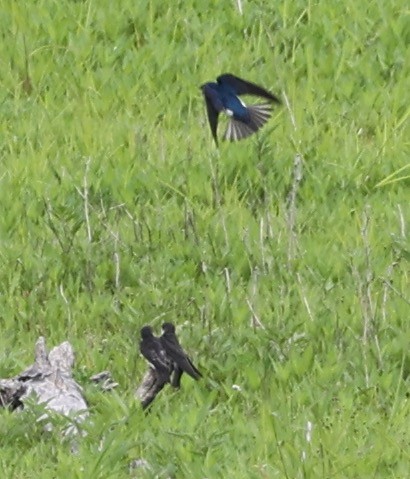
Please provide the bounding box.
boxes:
[1,0,409,477]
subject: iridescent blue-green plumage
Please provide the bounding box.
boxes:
[201,73,280,144]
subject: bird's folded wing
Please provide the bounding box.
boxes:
[187,357,202,378]
[163,342,201,378]
[143,347,169,370]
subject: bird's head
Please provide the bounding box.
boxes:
[162,322,175,333]
[140,325,153,338]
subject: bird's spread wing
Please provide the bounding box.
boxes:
[217,73,280,103]
[203,95,219,144]
[225,118,256,141]
[224,103,272,141]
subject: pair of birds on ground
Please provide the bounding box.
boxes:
[201,73,280,144]
[140,322,202,389]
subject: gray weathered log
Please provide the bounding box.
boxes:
[1,335,163,421]
[135,367,168,410]
[0,337,88,434]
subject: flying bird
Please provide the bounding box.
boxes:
[139,325,171,387]
[160,322,202,388]
[201,73,280,144]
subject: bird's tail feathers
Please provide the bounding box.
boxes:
[224,118,255,141]
[224,103,272,141]
[248,103,272,129]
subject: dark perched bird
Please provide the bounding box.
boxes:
[160,322,202,388]
[139,325,171,387]
[201,73,280,144]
